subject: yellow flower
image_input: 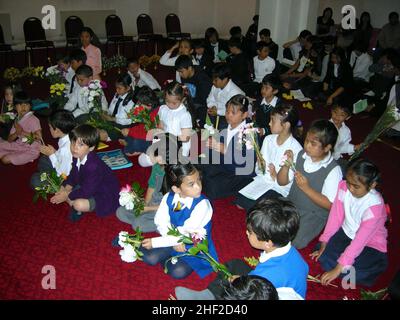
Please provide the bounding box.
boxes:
[56,92,61,96]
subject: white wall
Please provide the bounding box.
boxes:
[318,0,400,31]
[0,0,257,44]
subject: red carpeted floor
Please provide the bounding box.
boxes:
[0,60,399,300]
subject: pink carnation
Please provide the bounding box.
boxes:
[121,184,132,193]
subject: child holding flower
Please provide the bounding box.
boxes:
[235,104,303,211]
[119,86,160,156]
[0,91,42,165]
[277,119,342,249]
[140,163,219,280]
[50,124,119,222]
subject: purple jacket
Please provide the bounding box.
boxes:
[64,151,120,217]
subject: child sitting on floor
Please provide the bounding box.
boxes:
[174,198,309,300]
[140,163,219,280]
[0,84,17,140]
[127,58,161,91]
[311,158,388,287]
[50,124,120,222]
[0,91,42,165]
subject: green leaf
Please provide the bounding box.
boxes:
[196,242,208,253]
[188,246,200,255]
[205,114,212,126]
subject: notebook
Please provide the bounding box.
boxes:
[97,149,133,170]
[353,99,368,114]
[217,50,229,61]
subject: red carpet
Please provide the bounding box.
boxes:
[0,66,399,300]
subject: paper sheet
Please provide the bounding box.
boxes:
[290,89,311,102]
[238,176,273,200]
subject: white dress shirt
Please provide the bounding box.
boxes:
[49,134,73,176]
[159,51,198,83]
[389,76,400,131]
[64,85,108,118]
[350,51,373,81]
[330,119,355,160]
[76,154,88,171]
[107,92,134,126]
[206,80,245,116]
[128,69,161,91]
[152,193,213,248]
[296,151,342,203]
[253,55,276,83]
[290,42,302,61]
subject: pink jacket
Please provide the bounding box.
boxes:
[82,44,102,80]
[319,180,388,267]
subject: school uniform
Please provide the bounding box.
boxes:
[253,96,281,137]
[200,120,256,200]
[206,79,244,130]
[235,133,303,211]
[159,52,198,83]
[128,69,161,91]
[318,180,388,287]
[205,40,229,63]
[266,40,279,60]
[194,52,214,75]
[158,104,192,157]
[288,150,342,249]
[64,85,108,123]
[64,151,120,217]
[323,61,354,106]
[253,55,276,83]
[330,119,355,161]
[350,51,373,82]
[142,192,218,279]
[107,92,134,126]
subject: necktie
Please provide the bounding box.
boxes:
[112,97,123,117]
[70,75,76,94]
[174,201,183,212]
[261,104,273,113]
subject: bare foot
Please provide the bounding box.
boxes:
[118,139,128,146]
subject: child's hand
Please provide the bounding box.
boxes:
[310,242,327,261]
[268,163,277,180]
[121,128,130,137]
[284,150,294,163]
[141,238,153,250]
[50,189,68,204]
[206,137,224,153]
[40,144,56,156]
[321,264,343,286]
[14,123,23,135]
[207,106,217,117]
[173,243,186,253]
[295,171,309,191]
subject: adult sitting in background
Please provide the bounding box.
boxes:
[377,12,400,51]
[316,7,335,41]
[353,12,374,53]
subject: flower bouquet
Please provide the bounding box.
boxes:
[126,105,160,132]
[0,112,16,123]
[237,123,266,174]
[33,170,67,203]
[280,154,296,172]
[119,182,146,217]
[81,80,106,113]
[3,67,21,83]
[49,83,69,109]
[45,65,67,85]
[21,132,36,145]
[117,229,144,263]
[164,226,232,278]
[350,104,400,160]
[201,114,218,141]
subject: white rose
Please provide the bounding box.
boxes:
[119,192,135,210]
[119,246,137,263]
[89,90,97,97]
[118,231,129,247]
[88,96,94,102]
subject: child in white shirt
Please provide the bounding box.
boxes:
[253,41,276,83]
[127,58,161,91]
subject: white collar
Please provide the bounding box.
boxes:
[167,104,185,112]
[76,154,88,168]
[329,118,347,131]
[221,79,234,93]
[58,134,70,147]
[302,151,333,167]
[228,120,246,133]
[116,92,128,100]
[261,96,278,106]
[211,42,219,47]
[172,193,194,210]
[259,242,292,263]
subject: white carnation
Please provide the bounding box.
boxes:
[119,245,137,263]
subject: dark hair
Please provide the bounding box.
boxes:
[55,53,71,64]
[299,30,312,39]
[211,63,231,80]
[175,54,194,70]
[164,81,197,128]
[353,39,368,53]
[358,11,372,29]
[271,104,300,137]
[80,26,102,50]
[69,124,99,148]
[14,91,32,106]
[386,49,400,69]
[75,64,93,78]
[134,86,159,110]
[262,74,281,91]
[246,198,300,247]
[259,28,271,38]
[308,119,338,150]
[193,39,206,49]
[228,37,242,49]
[347,158,381,188]
[205,27,219,42]
[226,94,249,113]
[49,110,76,134]
[322,7,333,19]
[69,49,87,64]
[126,58,139,66]
[389,12,399,20]
[256,41,270,52]
[115,73,132,88]
[331,47,347,65]
[229,26,242,37]
[165,163,198,189]
[221,275,279,300]
[332,103,352,116]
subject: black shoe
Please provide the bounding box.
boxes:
[69,208,83,222]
